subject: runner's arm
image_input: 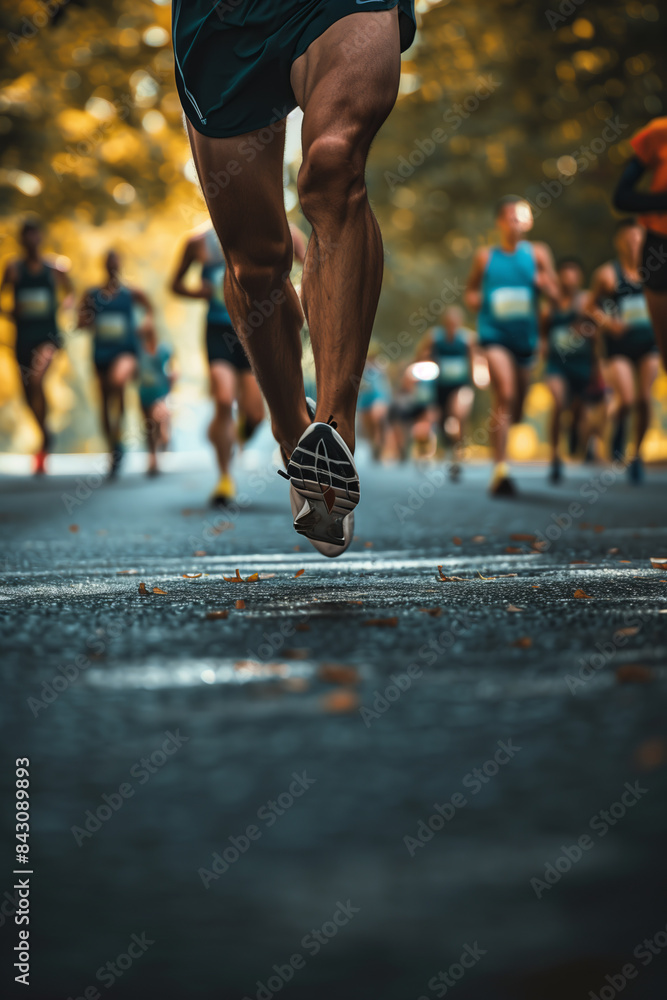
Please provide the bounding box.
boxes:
[584,266,625,337]
[53,263,75,309]
[0,260,17,319]
[464,248,488,313]
[613,157,667,213]
[534,243,559,303]
[170,239,210,300]
[76,291,96,332]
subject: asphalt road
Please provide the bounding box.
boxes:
[1,446,667,1000]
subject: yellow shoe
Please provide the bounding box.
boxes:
[211,473,235,507]
[489,462,517,497]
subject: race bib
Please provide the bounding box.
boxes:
[620,294,650,326]
[96,312,128,340]
[439,357,468,382]
[17,287,50,317]
[552,325,583,356]
[490,286,532,320]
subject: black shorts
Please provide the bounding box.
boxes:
[642,228,667,293]
[15,333,61,377]
[436,383,468,410]
[206,322,251,372]
[173,0,416,138]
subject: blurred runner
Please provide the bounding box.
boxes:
[388,359,438,462]
[173,2,415,554]
[357,344,392,460]
[419,306,474,480]
[541,258,601,483]
[0,217,73,474]
[170,221,305,506]
[138,323,175,477]
[587,219,658,483]
[78,250,153,477]
[465,196,558,497]
[614,118,667,369]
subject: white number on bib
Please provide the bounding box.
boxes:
[620,294,649,326]
[96,312,128,340]
[440,358,468,382]
[17,288,50,317]
[490,286,532,320]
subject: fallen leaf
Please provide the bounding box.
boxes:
[614,626,639,638]
[512,637,533,648]
[153,587,168,595]
[246,573,260,583]
[138,582,147,595]
[532,585,541,589]
[478,571,496,580]
[347,600,364,605]
[293,545,301,551]
[182,573,202,579]
[117,570,138,576]
[364,541,373,548]
[472,535,485,543]
[505,546,522,554]
[193,550,206,557]
[294,569,305,578]
[573,589,592,599]
[223,568,243,582]
[363,617,398,627]
[634,738,667,770]
[532,540,549,552]
[283,648,310,660]
[594,525,605,533]
[206,610,228,620]
[650,557,667,569]
[321,689,359,713]
[570,560,589,565]
[68,524,79,533]
[235,599,245,610]
[615,664,654,684]
[318,664,360,685]
[619,560,632,564]
[295,623,310,632]
[437,566,468,581]
[282,677,309,692]
[608,547,619,555]
[420,607,442,617]
[452,536,462,545]
[506,604,523,613]
[510,533,536,542]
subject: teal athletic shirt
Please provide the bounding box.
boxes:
[545,302,594,392]
[601,261,656,362]
[88,285,139,368]
[432,327,471,387]
[172,0,416,138]
[478,241,539,365]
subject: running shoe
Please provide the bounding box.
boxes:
[33,450,47,476]
[489,462,517,498]
[281,415,359,558]
[549,456,563,484]
[211,472,235,507]
[108,441,124,479]
[628,455,644,485]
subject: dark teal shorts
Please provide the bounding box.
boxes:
[172,0,416,138]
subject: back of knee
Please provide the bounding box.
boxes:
[298,133,366,222]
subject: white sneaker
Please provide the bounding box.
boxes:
[282,416,359,558]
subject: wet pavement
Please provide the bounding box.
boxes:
[1,448,667,1000]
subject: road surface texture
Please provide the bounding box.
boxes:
[1,447,667,1000]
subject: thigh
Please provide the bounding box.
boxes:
[483,346,517,404]
[606,356,635,406]
[638,351,659,400]
[186,121,290,259]
[450,386,472,420]
[29,342,58,382]
[108,353,137,388]
[209,361,237,408]
[291,9,401,149]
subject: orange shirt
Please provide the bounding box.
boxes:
[630,117,667,237]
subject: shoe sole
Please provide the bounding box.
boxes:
[287,423,359,551]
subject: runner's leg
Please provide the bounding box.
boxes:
[546,375,566,461]
[606,356,634,458]
[186,122,308,457]
[236,370,265,441]
[484,346,518,464]
[636,351,659,454]
[208,361,236,476]
[23,343,57,453]
[644,288,667,371]
[290,9,402,452]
